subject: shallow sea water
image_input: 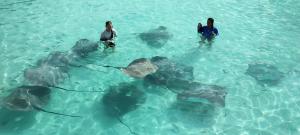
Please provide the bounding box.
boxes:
[0,0,300,135]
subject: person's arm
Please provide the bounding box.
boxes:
[100,32,107,41]
[112,29,117,39]
[212,28,218,36]
[197,23,203,33]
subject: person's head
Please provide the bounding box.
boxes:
[105,21,113,31]
[207,18,214,28]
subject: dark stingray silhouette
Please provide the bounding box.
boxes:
[166,79,227,107]
[36,39,99,68]
[144,56,194,85]
[111,56,224,108]
[71,39,99,58]
[102,83,146,117]
[37,51,70,69]
[0,37,100,132]
[96,58,158,78]
[24,39,99,87]
[102,83,146,135]
[1,86,81,117]
[98,56,193,82]
[138,26,172,48]
[24,65,68,86]
[138,56,226,106]
[246,63,284,86]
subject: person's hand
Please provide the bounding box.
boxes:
[108,42,115,47]
[212,32,215,36]
[197,23,203,33]
[198,23,202,28]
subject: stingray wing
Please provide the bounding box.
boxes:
[123,59,158,78]
[127,58,148,66]
[102,83,146,117]
[176,82,227,107]
[246,63,284,86]
[24,65,68,86]
[2,88,32,111]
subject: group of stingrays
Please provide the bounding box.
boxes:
[0,37,227,134]
[0,26,286,134]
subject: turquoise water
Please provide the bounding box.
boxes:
[1,0,300,134]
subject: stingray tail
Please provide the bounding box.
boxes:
[49,86,105,92]
[32,105,81,118]
[116,117,138,135]
[95,64,124,70]
[166,87,181,94]
[70,63,107,73]
[72,63,124,70]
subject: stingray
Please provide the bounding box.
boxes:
[102,83,146,117]
[36,51,71,71]
[97,58,158,78]
[25,39,101,87]
[138,26,172,48]
[144,56,194,85]
[150,56,194,80]
[246,63,285,86]
[1,86,81,117]
[36,51,86,72]
[102,83,146,135]
[71,39,99,58]
[166,79,227,107]
[24,65,68,86]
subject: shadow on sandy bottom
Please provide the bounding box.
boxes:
[166,101,218,128]
[91,99,118,128]
[0,108,36,134]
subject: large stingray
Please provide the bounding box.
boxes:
[246,63,284,86]
[144,56,194,85]
[150,56,194,80]
[24,65,68,86]
[98,58,158,78]
[25,39,101,87]
[138,26,172,48]
[36,51,71,71]
[166,79,227,107]
[71,39,99,58]
[1,86,81,117]
[37,39,99,68]
[102,83,146,117]
[102,83,146,135]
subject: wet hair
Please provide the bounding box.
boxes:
[105,21,112,27]
[207,18,214,27]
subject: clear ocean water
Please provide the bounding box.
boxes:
[1,0,300,135]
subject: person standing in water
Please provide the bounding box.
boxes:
[100,21,117,48]
[198,18,218,42]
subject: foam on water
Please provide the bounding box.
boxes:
[1,0,300,135]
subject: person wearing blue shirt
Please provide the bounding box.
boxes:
[197,18,218,42]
